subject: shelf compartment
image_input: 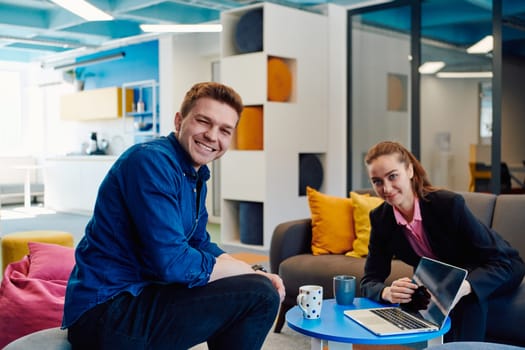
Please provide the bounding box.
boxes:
[298,153,325,196]
[221,199,264,248]
[222,4,264,57]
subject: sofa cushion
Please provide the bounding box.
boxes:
[346,191,383,258]
[307,186,355,255]
[459,191,496,227]
[279,254,413,299]
[486,281,525,347]
[491,194,525,258]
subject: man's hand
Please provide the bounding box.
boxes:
[381,277,418,304]
[254,270,286,302]
[211,254,286,302]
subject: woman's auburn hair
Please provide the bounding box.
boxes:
[365,141,438,199]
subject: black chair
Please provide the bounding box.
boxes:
[470,162,512,193]
[501,162,512,193]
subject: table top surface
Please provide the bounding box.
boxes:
[286,298,451,345]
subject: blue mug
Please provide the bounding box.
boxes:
[333,275,356,305]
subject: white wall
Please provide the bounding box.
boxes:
[325,4,348,197]
[158,33,220,137]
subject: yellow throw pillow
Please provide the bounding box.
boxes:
[306,186,355,255]
[345,192,384,258]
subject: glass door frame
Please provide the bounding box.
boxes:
[346,0,504,194]
[346,0,420,192]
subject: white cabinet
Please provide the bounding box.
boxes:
[122,80,159,142]
[219,3,328,250]
[60,87,133,120]
[44,156,117,214]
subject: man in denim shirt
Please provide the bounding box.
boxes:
[63,82,285,349]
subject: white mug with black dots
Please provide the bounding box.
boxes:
[296,285,323,319]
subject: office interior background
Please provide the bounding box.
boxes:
[0,0,524,249]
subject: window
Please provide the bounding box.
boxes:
[0,70,22,155]
[479,82,492,144]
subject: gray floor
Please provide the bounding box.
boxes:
[0,205,90,245]
[0,205,307,348]
[0,204,267,256]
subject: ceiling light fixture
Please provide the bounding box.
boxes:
[140,24,223,33]
[467,35,493,54]
[0,35,91,49]
[419,61,445,74]
[436,71,493,79]
[52,52,125,70]
[50,0,113,21]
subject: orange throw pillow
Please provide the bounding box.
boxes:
[307,186,355,255]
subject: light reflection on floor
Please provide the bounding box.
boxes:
[0,206,57,220]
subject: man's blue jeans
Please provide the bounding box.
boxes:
[67,274,280,349]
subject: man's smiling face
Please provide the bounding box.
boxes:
[174,97,238,169]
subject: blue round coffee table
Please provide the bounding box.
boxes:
[286,298,451,349]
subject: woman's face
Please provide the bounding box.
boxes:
[367,153,415,212]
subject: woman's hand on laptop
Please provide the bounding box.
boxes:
[382,277,418,304]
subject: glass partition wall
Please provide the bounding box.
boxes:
[347,0,525,193]
[347,3,414,190]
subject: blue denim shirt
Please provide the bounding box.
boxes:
[62,132,224,328]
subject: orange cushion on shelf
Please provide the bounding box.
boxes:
[267,57,292,102]
[236,106,263,150]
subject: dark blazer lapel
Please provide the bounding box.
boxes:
[419,193,455,260]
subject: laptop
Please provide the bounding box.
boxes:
[344,257,468,336]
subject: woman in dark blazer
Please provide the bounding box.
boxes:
[361,141,524,342]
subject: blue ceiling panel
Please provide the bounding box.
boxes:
[0,0,524,64]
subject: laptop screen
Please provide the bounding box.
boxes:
[408,257,468,327]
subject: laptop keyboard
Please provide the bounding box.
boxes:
[371,308,430,330]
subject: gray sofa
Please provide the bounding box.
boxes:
[269,191,525,347]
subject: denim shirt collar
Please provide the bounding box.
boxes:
[167,132,210,182]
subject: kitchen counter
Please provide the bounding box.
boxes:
[52,155,119,161]
[44,156,118,214]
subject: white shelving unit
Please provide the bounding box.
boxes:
[122,79,159,143]
[219,3,328,250]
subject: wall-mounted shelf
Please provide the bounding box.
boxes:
[219,3,328,250]
[122,80,159,141]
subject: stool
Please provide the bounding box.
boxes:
[4,327,71,349]
[1,230,74,272]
